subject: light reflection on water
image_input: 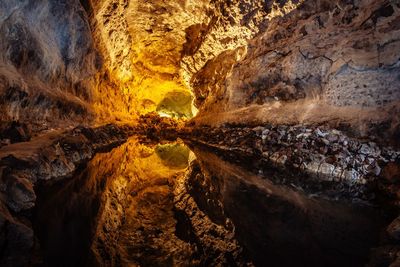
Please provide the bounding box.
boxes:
[34,137,387,267]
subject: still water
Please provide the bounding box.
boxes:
[34,137,388,267]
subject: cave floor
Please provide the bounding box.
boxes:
[32,136,391,267]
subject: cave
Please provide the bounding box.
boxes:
[0,0,399,266]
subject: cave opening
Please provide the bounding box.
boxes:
[0,0,400,266]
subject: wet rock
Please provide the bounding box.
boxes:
[332,167,344,181]
[190,123,399,186]
[315,128,329,138]
[342,169,361,183]
[305,162,320,175]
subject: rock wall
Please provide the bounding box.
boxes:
[83,0,303,118]
[0,0,99,131]
[0,0,398,140]
[85,0,209,118]
[224,0,400,109]
[189,0,400,145]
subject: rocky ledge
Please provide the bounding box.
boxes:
[0,123,136,266]
[187,124,400,187]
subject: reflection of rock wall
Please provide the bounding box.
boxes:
[86,139,195,266]
[0,124,133,266]
[189,148,385,267]
[31,138,252,266]
[90,139,249,266]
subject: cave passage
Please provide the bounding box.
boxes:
[1,0,400,266]
[33,137,389,267]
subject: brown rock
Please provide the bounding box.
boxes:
[388,216,400,241]
[382,162,400,183]
[6,175,36,212]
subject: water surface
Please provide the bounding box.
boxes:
[34,137,388,267]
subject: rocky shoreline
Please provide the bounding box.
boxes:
[185,123,400,266]
[186,124,400,186]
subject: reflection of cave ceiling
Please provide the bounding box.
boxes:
[155,143,190,169]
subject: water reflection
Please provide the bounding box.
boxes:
[155,143,191,169]
[34,137,387,267]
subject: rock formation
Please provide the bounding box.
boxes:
[0,0,399,266]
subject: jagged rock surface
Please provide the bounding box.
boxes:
[190,0,400,145]
[1,0,398,144]
[0,0,99,131]
[0,0,399,265]
[187,124,400,187]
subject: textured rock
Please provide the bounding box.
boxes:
[0,0,99,130]
[186,123,400,185]
[194,1,400,109]
[0,121,31,144]
[0,0,398,146]
[190,0,400,146]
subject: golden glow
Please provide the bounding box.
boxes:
[83,138,195,262]
[90,0,304,123]
[158,112,172,118]
[133,79,194,117]
[89,138,190,184]
[89,0,209,122]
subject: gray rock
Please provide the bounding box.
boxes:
[319,163,335,180]
[315,128,328,138]
[342,169,361,183]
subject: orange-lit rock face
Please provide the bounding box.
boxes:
[0,0,305,128]
[88,0,210,119]
[87,0,304,120]
[0,0,398,141]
